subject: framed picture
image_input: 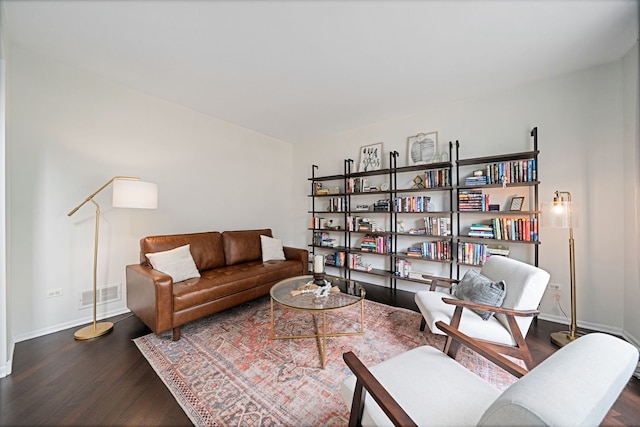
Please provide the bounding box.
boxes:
[358,142,383,172]
[407,132,438,166]
[509,196,525,211]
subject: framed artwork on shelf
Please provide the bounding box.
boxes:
[407,131,438,166]
[509,196,525,211]
[358,142,383,172]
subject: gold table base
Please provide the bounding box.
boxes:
[270,297,364,369]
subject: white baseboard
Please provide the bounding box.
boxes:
[12,308,131,343]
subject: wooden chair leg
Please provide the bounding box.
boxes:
[419,317,426,332]
[506,315,535,369]
[444,306,463,357]
[172,327,181,341]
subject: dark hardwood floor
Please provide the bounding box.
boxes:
[1,286,639,426]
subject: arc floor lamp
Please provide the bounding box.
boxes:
[545,190,582,347]
[68,176,158,340]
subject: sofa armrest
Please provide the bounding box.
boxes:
[283,246,309,274]
[126,264,174,334]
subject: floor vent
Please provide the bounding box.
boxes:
[78,284,121,309]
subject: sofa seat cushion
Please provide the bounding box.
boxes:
[172,259,301,312]
[341,345,500,426]
[415,291,516,346]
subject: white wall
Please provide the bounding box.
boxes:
[8,47,294,341]
[293,58,635,336]
[0,2,9,377]
[623,42,640,346]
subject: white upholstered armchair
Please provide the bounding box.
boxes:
[415,255,550,369]
[341,322,638,427]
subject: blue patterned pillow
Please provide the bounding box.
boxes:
[454,269,506,320]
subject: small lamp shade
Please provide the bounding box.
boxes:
[542,200,578,228]
[112,179,158,209]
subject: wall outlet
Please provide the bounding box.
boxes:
[46,288,64,298]
[547,282,561,291]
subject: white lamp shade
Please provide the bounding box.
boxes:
[112,179,158,209]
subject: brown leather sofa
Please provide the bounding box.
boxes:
[126,229,308,340]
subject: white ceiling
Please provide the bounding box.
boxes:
[3,0,638,144]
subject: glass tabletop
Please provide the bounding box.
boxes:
[270,275,365,311]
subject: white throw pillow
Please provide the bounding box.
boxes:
[146,244,201,282]
[260,235,286,262]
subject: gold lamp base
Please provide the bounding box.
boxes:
[550,330,584,347]
[74,322,114,340]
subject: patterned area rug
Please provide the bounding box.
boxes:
[134,296,517,426]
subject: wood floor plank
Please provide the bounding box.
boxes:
[1,289,638,426]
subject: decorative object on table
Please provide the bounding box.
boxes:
[380,182,389,191]
[313,254,326,286]
[544,190,582,347]
[509,196,525,211]
[397,220,406,233]
[407,131,437,165]
[68,176,158,340]
[412,174,425,189]
[290,283,340,297]
[358,142,383,172]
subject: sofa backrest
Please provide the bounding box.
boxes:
[140,231,226,271]
[222,229,272,266]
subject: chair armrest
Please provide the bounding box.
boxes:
[441,297,539,317]
[283,246,308,274]
[435,321,528,378]
[343,351,418,427]
[126,264,174,334]
[421,274,459,292]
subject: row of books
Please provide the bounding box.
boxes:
[395,259,412,278]
[325,251,346,268]
[467,223,494,238]
[458,190,491,211]
[465,176,488,186]
[347,217,382,232]
[346,177,370,194]
[311,216,326,229]
[326,197,346,212]
[410,240,452,261]
[491,217,539,241]
[423,216,452,236]
[458,243,510,266]
[348,253,372,271]
[312,232,338,247]
[484,160,537,185]
[423,169,451,188]
[361,234,392,254]
[394,195,432,213]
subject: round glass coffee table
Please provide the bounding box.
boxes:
[270,275,365,369]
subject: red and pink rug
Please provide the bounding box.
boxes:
[134,297,517,426]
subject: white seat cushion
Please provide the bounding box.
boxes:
[415,291,516,345]
[341,346,501,426]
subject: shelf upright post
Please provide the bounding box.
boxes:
[345,159,354,280]
[531,127,539,267]
[448,141,455,281]
[390,151,399,290]
[455,140,461,279]
[311,165,318,266]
